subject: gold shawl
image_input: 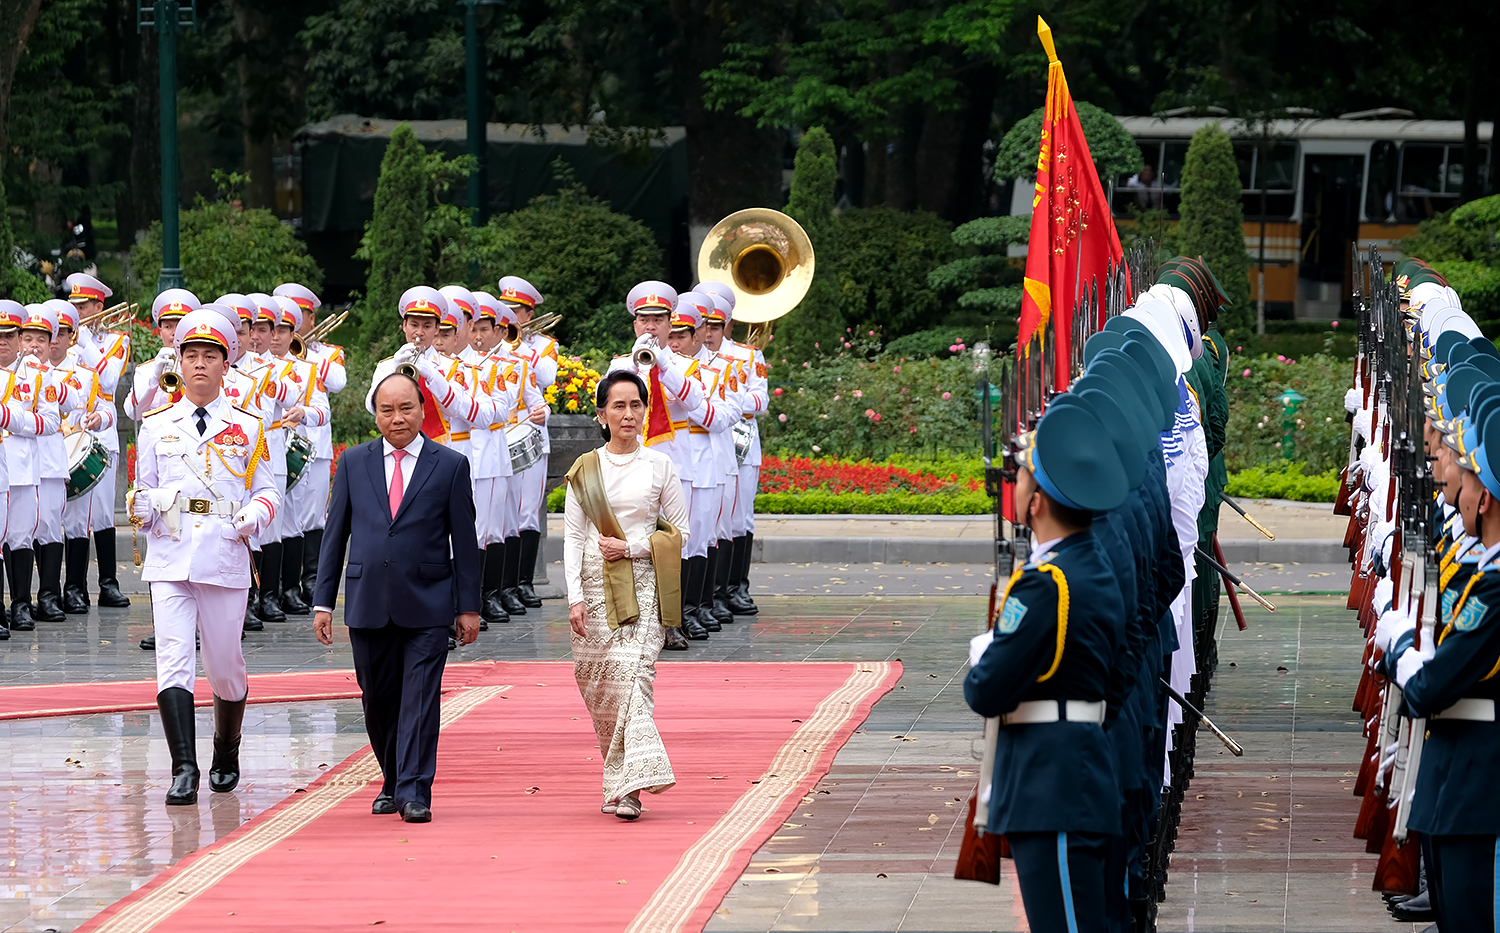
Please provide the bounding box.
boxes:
[564,449,682,629]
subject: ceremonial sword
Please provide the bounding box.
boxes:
[1195,544,1277,612]
[1159,677,1244,756]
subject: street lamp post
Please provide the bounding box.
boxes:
[139,0,196,294]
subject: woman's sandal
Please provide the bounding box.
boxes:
[601,800,619,815]
[615,795,641,820]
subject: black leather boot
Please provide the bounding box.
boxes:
[735,531,759,613]
[95,528,131,607]
[209,693,247,793]
[8,547,35,631]
[279,536,310,614]
[689,554,719,631]
[726,535,756,614]
[516,529,543,607]
[301,528,323,605]
[499,536,527,615]
[708,540,734,624]
[34,542,66,622]
[158,687,200,804]
[680,558,708,640]
[243,574,263,632]
[63,537,91,614]
[698,548,724,629]
[258,543,287,623]
[481,542,509,624]
[140,635,156,650]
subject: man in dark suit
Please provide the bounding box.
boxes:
[313,373,481,823]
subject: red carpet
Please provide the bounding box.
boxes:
[78,660,900,933]
[0,662,499,721]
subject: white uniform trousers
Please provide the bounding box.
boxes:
[6,485,39,550]
[503,471,530,542]
[474,476,510,545]
[151,580,249,699]
[714,478,733,542]
[681,480,722,560]
[732,464,759,537]
[91,462,117,532]
[35,477,64,545]
[288,458,331,533]
[260,472,288,544]
[516,455,547,534]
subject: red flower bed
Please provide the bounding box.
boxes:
[758,455,979,495]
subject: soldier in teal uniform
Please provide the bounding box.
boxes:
[965,397,1132,933]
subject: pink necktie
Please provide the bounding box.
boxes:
[389,449,407,518]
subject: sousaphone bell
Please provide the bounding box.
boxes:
[696,208,815,347]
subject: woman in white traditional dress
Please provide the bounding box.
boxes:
[564,371,688,820]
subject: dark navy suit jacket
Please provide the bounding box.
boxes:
[314,437,482,627]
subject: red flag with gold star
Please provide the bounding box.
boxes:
[1017,16,1125,391]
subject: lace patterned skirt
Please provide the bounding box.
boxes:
[573,553,676,803]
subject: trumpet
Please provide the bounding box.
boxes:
[394,343,427,379]
[633,337,658,369]
[158,351,182,393]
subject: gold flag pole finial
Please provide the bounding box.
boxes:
[1037,16,1058,64]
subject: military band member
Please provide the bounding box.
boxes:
[62,272,132,611]
[124,289,196,421]
[0,299,46,637]
[699,279,766,615]
[698,288,755,621]
[606,281,708,650]
[13,304,73,625]
[469,291,520,624]
[128,309,280,805]
[965,399,1130,933]
[499,276,555,609]
[276,282,344,606]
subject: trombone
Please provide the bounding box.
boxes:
[290,309,350,359]
[502,311,561,352]
[73,301,137,343]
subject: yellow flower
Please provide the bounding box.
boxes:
[566,399,579,412]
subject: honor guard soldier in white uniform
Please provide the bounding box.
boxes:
[15,304,74,625]
[674,292,738,632]
[0,299,51,637]
[128,310,280,805]
[607,281,709,649]
[265,297,330,618]
[275,282,344,607]
[699,280,766,616]
[470,292,538,624]
[62,272,132,611]
[498,276,555,609]
[124,289,196,421]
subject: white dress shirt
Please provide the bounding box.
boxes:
[314,433,426,615]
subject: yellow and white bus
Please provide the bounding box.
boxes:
[1012,111,1492,319]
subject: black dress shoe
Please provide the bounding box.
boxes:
[0,623,9,641]
[258,593,287,624]
[681,614,709,640]
[517,581,542,608]
[243,608,263,632]
[726,591,756,615]
[97,579,132,608]
[141,635,156,650]
[448,637,457,651]
[481,592,510,625]
[710,597,734,625]
[663,626,688,650]
[62,585,89,615]
[401,802,432,823]
[694,606,721,633]
[281,587,311,615]
[372,793,398,815]
[11,603,35,632]
[34,593,65,623]
[499,587,527,616]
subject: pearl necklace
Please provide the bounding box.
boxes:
[601,442,640,466]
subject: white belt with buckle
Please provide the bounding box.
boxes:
[1000,699,1106,726]
[1432,698,1497,722]
[176,497,234,518]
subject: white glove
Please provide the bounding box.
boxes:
[130,488,156,522]
[1380,740,1399,774]
[1345,386,1361,414]
[1394,643,1435,689]
[231,505,260,537]
[1375,606,1415,654]
[156,346,175,362]
[75,325,98,351]
[631,333,654,354]
[415,356,444,385]
[968,629,994,668]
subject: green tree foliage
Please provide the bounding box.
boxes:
[1176,124,1251,331]
[488,183,663,353]
[0,170,50,302]
[357,123,427,349]
[835,207,957,335]
[926,215,1026,344]
[130,198,323,304]
[1398,194,1500,328]
[992,101,1143,182]
[779,127,843,359]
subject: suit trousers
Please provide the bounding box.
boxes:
[151,580,249,698]
[1007,830,1111,933]
[6,485,38,550]
[1427,833,1500,932]
[35,477,64,545]
[349,622,450,809]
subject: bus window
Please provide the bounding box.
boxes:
[1234,143,1255,189]
[1113,140,1164,214]
[1240,141,1298,220]
[1398,144,1446,221]
[1446,147,1492,194]
[1366,140,1398,222]
[1160,141,1190,189]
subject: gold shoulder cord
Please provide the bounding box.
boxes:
[1033,564,1071,682]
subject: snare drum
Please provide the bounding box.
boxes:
[66,431,109,500]
[732,419,754,466]
[505,422,544,474]
[286,433,314,491]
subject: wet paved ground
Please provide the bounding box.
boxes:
[0,572,1408,932]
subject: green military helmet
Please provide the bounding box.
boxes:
[1019,400,1131,513]
[1157,255,1229,324]
[1458,408,1500,499]
[1469,336,1500,362]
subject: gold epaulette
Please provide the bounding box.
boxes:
[232,403,259,419]
[143,402,175,418]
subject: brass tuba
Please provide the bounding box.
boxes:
[696,207,815,346]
